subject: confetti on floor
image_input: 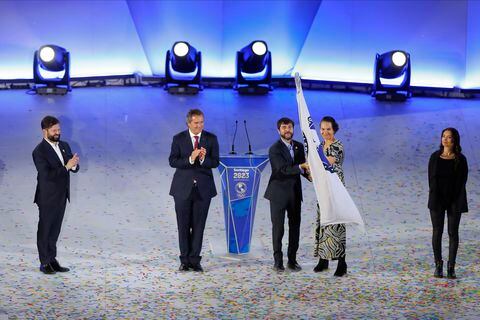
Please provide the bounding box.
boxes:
[0,88,479,319]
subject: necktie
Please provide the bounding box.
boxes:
[289,143,294,159]
[194,135,199,149]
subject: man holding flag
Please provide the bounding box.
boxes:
[264,117,310,273]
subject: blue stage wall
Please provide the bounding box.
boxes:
[0,0,479,88]
[465,0,480,89]
[0,0,150,79]
[293,0,468,88]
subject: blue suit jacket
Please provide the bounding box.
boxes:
[169,130,219,200]
[264,139,306,207]
[32,139,79,206]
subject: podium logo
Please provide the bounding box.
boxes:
[233,168,250,179]
[235,182,247,198]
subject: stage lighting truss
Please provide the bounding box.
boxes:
[165,41,203,94]
[372,50,411,101]
[33,44,71,95]
[234,40,272,94]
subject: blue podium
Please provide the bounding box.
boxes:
[218,155,269,254]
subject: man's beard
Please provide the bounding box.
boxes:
[281,132,292,141]
[48,134,60,142]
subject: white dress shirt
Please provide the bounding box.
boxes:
[44,138,76,171]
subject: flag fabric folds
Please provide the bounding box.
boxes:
[294,73,365,229]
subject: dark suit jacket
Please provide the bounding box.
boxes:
[169,130,219,200]
[428,150,468,213]
[33,139,79,207]
[264,139,306,207]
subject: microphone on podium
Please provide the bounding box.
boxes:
[230,120,238,154]
[244,120,253,155]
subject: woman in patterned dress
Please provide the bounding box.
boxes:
[313,116,347,276]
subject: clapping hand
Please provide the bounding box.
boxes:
[191,148,202,161]
[199,147,207,161]
[66,153,79,170]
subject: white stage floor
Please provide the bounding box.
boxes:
[0,87,479,318]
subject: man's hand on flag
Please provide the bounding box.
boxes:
[300,162,312,182]
[300,162,309,171]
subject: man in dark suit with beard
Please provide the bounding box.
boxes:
[265,117,309,272]
[169,109,219,272]
[33,116,79,274]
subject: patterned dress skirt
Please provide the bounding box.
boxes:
[314,204,346,260]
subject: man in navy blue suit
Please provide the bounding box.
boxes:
[169,109,219,272]
[33,116,79,274]
[264,117,309,273]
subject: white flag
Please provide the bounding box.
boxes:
[295,73,364,229]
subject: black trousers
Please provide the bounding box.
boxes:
[37,198,67,265]
[430,207,462,263]
[174,187,211,265]
[269,199,301,264]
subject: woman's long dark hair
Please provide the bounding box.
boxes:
[440,128,462,170]
[439,127,462,158]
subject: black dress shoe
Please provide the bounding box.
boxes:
[178,263,190,272]
[40,264,56,275]
[287,261,302,272]
[273,263,285,273]
[313,259,329,272]
[51,259,70,272]
[191,264,204,272]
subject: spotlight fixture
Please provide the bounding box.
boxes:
[372,50,411,101]
[234,40,272,94]
[33,44,71,95]
[165,41,202,94]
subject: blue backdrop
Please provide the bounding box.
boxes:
[0,0,478,88]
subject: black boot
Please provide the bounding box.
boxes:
[313,258,329,272]
[434,260,443,278]
[447,261,456,279]
[334,257,347,277]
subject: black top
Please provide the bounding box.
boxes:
[437,158,455,207]
[428,150,468,213]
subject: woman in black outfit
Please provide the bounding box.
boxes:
[428,128,468,279]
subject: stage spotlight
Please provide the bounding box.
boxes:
[33,44,71,95]
[234,40,272,94]
[165,41,202,94]
[173,42,189,57]
[372,50,411,101]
